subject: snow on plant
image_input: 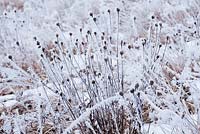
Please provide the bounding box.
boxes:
[1,0,200,134]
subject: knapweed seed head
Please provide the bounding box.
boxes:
[8,55,12,60]
[56,22,60,27]
[119,92,123,96]
[116,8,120,12]
[120,51,124,56]
[93,18,97,22]
[92,80,95,84]
[36,41,40,46]
[89,12,93,17]
[87,30,91,35]
[130,89,135,94]
[16,41,19,46]
[150,80,154,86]
[135,83,139,89]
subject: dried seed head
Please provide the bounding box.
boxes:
[56,23,60,27]
[93,18,97,22]
[69,33,72,36]
[87,30,91,35]
[94,32,97,35]
[8,55,12,60]
[142,40,146,46]
[56,34,59,37]
[119,92,123,96]
[166,36,170,40]
[130,89,135,93]
[16,41,19,46]
[159,23,162,27]
[151,16,155,19]
[60,92,63,97]
[91,55,94,59]
[103,46,107,50]
[150,80,154,86]
[121,40,123,45]
[137,92,140,97]
[27,104,32,110]
[135,83,139,89]
[50,58,53,62]
[89,12,93,17]
[104,58,108,62]
[36,41,40,46]
[92,80,95,84]
[93,70,97,75]
[120,51,124,56]
[79,105,82,109]
[116,8,120,12]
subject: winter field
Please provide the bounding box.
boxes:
[1,0,200,133]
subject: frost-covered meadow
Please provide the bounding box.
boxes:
[1,0,200,133]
